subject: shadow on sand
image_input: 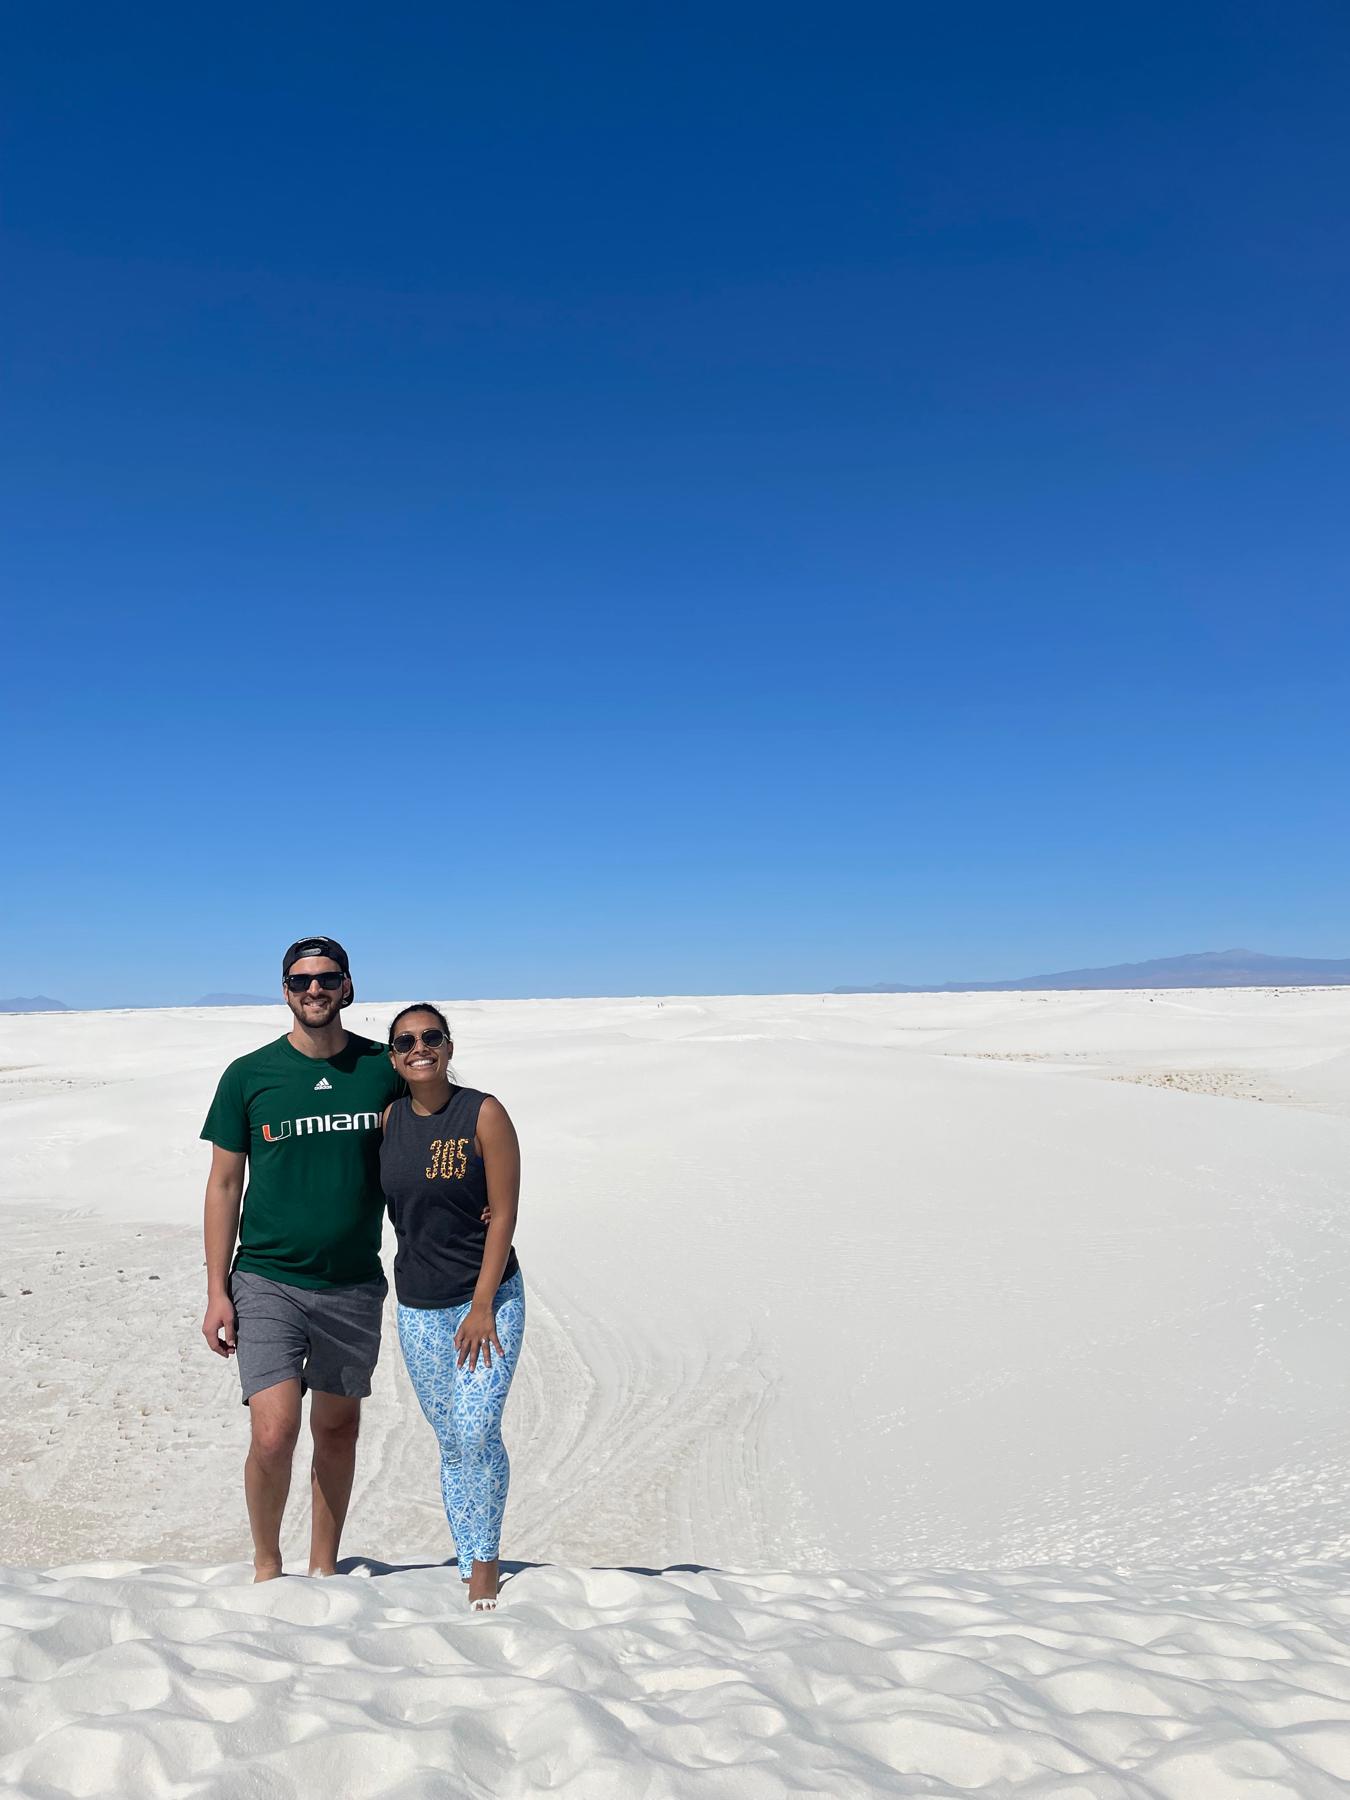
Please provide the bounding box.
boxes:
[335,1556,721,1581]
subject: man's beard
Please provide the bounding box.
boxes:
[291,995,340,1026]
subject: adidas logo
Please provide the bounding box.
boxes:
[313,1077,333,1091]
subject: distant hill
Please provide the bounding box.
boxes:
[192,993,282,1007]
[0,996,69,1013]
[835,949,1350,995]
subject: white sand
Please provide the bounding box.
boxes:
[3,989,1350,1794]
[8,1559,1350,1798]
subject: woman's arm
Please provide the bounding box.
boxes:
[456,1097,521,1369]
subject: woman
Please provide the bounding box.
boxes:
[380,1004,524,1611]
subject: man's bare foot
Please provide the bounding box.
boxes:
[467,1559,499,1611]
[308,1565,336,1578]
[253,1557,285,1583]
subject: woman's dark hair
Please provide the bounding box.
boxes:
[388,1001,452,1044]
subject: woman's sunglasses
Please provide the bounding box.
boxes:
[285,972,345,993]
[391,1029,449,1054]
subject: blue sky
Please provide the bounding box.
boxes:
[4,3,1349,1004]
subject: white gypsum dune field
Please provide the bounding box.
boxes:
[4,988,1350,1797]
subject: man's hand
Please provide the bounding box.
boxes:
[202,1294,237,1357]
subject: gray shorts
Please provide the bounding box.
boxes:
[229,1269,387,1406]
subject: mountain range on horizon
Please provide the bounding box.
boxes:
[834,948,1350,995]
[4,951,1350,1013]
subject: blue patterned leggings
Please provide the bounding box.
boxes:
[396,1270,526,1576]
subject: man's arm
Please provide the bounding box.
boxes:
[202,1145,247,1357]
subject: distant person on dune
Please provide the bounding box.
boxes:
[199,936,402,1582]
[380,1004,525,1613]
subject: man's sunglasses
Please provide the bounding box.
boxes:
[391,1029,449,1054]
[284,972,346,993]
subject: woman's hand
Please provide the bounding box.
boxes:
[455,1303,503,1371]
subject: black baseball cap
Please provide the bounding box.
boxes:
[282,935,351,977]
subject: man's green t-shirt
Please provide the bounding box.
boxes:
[201,1034,403,1289]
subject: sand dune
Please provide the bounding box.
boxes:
[4,990,1350,1793]
[7,1558,1350,1797]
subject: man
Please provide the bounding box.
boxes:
[200,935,402,1581]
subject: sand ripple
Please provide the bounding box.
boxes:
[4,1559,1350,1797]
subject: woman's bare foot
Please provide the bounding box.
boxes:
[467,1559,499,1611]
[308,1564,336,1578]
[253,1557,285,1583]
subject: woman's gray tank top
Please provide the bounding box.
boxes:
[380,1087,520,1307]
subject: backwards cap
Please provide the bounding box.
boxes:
[282,935,351,977]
